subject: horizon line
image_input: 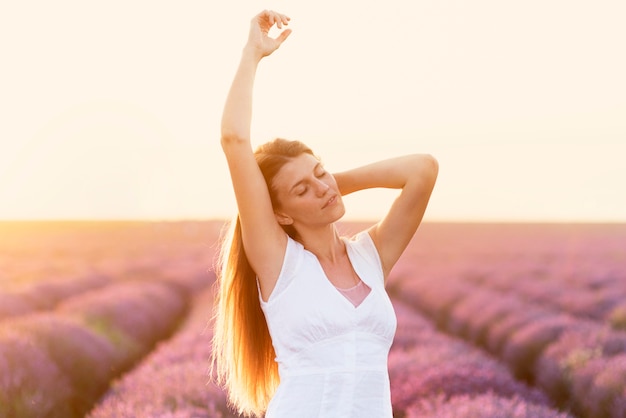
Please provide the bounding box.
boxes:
[1,217,625,225]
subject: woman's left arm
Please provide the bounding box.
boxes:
[333,154,438,279]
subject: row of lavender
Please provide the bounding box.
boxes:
[456,254,626,330]
[0,220,221,321]
[391,273,626,417]
[3,222,622,416]
[0,274,110,321]
[0,276,208,417]
[87,288,233,417]
[0,248,212,322]
[86,289,570,417]
[389,301,571,417]
[391,223,626,331]
[0,221,221,417]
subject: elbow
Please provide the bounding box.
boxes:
[427,154,439,182]
[406,154,438,194]
[414,154,439,187]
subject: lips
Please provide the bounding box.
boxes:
[322,195,337,209]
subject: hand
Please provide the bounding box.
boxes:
[245,10,292,59]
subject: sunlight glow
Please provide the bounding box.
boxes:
[2,1,625,221]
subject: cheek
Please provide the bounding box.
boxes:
[274,194,301,214]
[283,196,317,217]
[271,185,292,209]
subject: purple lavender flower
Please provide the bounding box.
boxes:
[57,281,188,351]
[552,289,620,321]
[446,290,494,339]
[88,288,236,417]
[0,328,74,417]
[502,314,580,381]
[569,356,608,417]
[389,338,547,412]
[0,293,34,320]
[5,313,123,415]
[406,393,573,418]
[394,277,471,329]
[535,324,626,407]
[610,303,626,331]
[612,387,626,418]
[579,354,626,418]
[485,307,551,356]
[464,293,525,347]
[391,300,436,350]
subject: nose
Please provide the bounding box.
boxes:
[314,178,330,197]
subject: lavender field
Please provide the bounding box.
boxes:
[1,220,624,417]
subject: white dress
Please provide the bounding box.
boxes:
[259,231,397,418]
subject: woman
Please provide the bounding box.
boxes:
[211,10,438,418]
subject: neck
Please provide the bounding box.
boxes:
[297,223,344,263]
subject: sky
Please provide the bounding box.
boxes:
[1,1,625,222]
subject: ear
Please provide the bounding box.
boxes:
[275,211,294,226]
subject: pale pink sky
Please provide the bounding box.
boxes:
[1,1,625,222]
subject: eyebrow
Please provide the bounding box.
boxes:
[289,162,322,193]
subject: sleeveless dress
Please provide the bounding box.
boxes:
[259,231,398,418]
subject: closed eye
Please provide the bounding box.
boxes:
[315,164,327,178]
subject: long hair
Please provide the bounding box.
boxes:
[211,138,315,417]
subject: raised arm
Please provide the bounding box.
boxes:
[220,10,292,299]
[333,154,438,279]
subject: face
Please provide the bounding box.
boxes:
[271,153,345,228]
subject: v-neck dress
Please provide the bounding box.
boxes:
[259,231,397,418]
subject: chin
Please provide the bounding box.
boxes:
[331,202,346,222]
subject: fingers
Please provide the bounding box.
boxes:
[276,12,290,29]
[249,10,292,55]
[275,28,292,45]
[257,9,290,29]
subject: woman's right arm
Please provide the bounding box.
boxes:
[220,10,291,299]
